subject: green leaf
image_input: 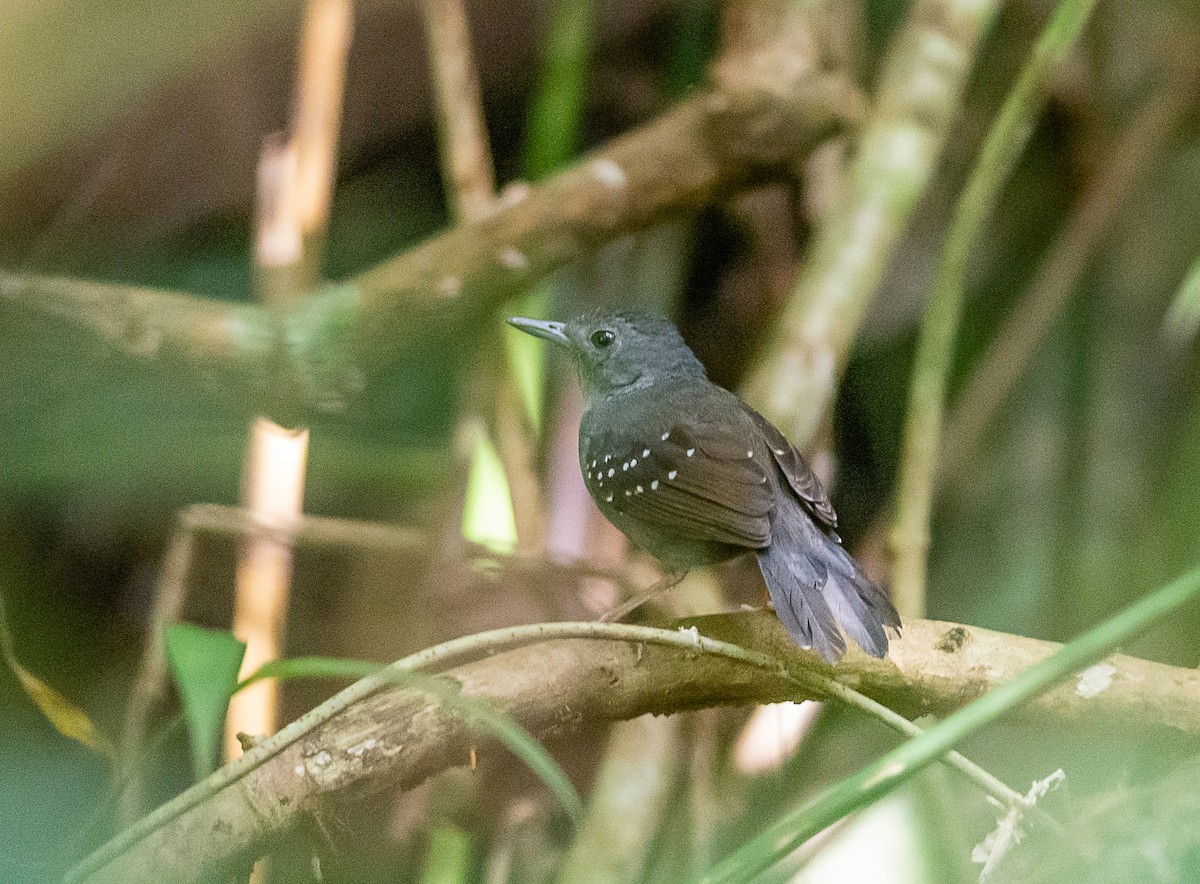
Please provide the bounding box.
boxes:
[237,655,379,690]
[462,427,518,554]
[165,624,246,780]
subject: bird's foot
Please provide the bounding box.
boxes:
[599,569,689,623]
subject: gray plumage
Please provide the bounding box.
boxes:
[507,311,901,662]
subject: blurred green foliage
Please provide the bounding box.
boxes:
[3,0,1200,882]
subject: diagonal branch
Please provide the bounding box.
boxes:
[3,74,854,416]
[744,0,1002,447]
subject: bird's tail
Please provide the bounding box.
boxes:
[755,496,900,662]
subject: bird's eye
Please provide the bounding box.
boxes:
[590,329,615,349]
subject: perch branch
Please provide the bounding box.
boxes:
[70,614,1200,883]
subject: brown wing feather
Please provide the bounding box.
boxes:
[582,423,773,549]
[741,405,839,532]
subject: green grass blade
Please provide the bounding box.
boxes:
[524,0,595,180]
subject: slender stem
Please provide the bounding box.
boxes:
[524,0,596,180]
[420,0,496,222]
[852,86,1187,580]
[941,87,1187,479]
[116,526,197,823]
[890,0,1101,618]
[290,0,353,281]
[700,562,1200,884]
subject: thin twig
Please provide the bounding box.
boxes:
[116,526,197,823]
[179,501,636,590]
[420,0,495,221]
[890,0,1101,618]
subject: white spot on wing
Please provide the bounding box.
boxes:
[661,431,670,441]
[608,468,615,477]
[642,448,650,457]
[668,470,677,480]
[686,448,695,457]
[605,494,613,502]
[650,480,659,490]
[630,458,637,467]
[636,485,643,493]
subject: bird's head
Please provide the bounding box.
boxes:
[507,311,706,400]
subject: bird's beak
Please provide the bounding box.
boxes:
[507,316,570,347]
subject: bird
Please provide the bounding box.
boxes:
[507,310,901,662]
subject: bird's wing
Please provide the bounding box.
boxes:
[584,422,774,548]
[740,404,840,532]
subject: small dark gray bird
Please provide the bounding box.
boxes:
[507,311,900,662]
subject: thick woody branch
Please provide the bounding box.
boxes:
[346,88,844,362]
[72,614,1200,883]
[3,75,852,415]
[0,272,276,403]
